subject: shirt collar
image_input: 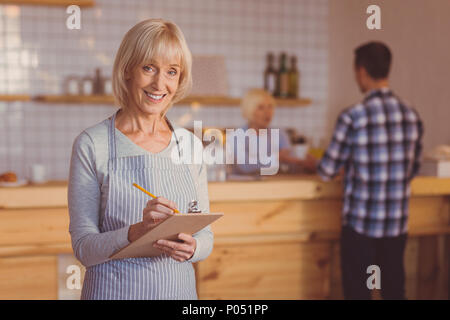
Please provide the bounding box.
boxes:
[364,87,392,101]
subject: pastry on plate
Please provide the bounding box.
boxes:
[0,171,17,183]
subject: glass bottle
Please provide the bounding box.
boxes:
[264,52,277,95]
[288,56,299,98]
[93,68,104,95]
[276,52,289,98]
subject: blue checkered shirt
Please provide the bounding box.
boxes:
[318,88,423,238]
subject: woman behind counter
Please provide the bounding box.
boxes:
[231,89,317,175]
[68,19,213,300]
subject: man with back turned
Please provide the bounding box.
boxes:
[318,42,423,299]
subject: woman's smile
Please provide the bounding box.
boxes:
[143,89,167,103]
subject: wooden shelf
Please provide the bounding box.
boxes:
[32,94,312,107]
[0,0,95,7]
[274,97,312,106]
[1,94,312,107]
[0,94,31,102]
[183,95,312,107]
[181,95,241,106]
[33,94,114,104]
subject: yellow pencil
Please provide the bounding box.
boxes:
[132,183,180,213]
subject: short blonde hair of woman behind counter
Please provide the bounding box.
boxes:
[112,19,193,116]
[241,89,276,121]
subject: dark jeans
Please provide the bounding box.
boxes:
[340,225,408,300]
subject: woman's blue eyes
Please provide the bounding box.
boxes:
[143,66,177,76]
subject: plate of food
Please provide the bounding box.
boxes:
[0,172,28,187]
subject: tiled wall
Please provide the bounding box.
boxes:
[0,0,328,180]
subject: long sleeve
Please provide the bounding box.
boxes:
[68,132,130,268]
[410,116,424,180]
[317,111,353,180]
[279,128,292,150]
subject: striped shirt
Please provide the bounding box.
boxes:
[318,88,424,238]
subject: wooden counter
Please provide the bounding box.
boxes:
[0,176,449,299]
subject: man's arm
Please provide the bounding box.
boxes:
[317,112,353,180]
[410,116,424,180]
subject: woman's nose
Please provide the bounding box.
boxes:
[151,73,164,91]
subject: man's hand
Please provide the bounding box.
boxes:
[335,167,345,180]
[301,154,319,173]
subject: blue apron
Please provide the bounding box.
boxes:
[81,110,198,300]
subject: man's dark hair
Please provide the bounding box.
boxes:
[354,41,392,79]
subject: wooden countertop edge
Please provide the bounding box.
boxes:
[0,243,73,258]
[1,176,450,208]
[1,226,448,257]
[213,227,450,245]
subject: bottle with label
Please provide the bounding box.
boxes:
[288,56,299,98]
[264,52,277,95]
[276,52,289,98]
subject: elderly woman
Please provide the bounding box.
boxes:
[68,19,212,300]
[231,88,316,175]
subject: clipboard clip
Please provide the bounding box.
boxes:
[188,200,201,213]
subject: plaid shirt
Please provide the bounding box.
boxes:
[318,88,423,238]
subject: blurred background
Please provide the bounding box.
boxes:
[0,0,449,300]
[0,0,329,179]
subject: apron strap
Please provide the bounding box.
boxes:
[165,116,182,159]
[108,110,119,170]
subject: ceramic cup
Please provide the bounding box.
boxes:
[292,144,309,160]
[29,164,47,184]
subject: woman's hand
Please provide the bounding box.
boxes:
[153,233,197,262]
[127,197,178,243]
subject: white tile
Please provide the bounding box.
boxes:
[0,0,328,179]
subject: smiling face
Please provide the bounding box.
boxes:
[112,19,192,116]
[251,96,275,129]
[126,57,181,115]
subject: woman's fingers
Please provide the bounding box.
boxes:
[146,197,178,212]
[178,233,195,244]
[153,235,196,262]
[154,244,191,261]
[142,197,178,228]
[143,207,172,220]
[155,239,193,255]
[171,252,190,262]
[147,204,175,215]
[143,210,166,220]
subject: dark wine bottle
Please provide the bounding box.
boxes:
[276,52,289,98]
[264,53,277,95]
[288,56,299,98]
[93,68,104,95]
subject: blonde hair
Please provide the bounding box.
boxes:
[112,19,192,116]
[241,89,276,121]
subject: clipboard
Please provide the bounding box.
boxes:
[109,212,223,260]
